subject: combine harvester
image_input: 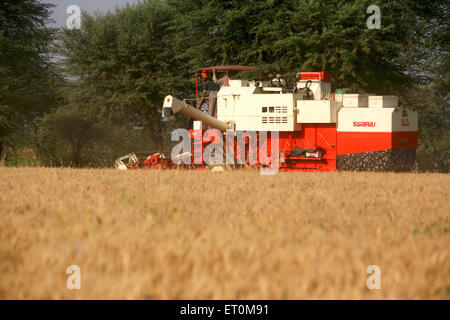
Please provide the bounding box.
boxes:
[115,66,418,172]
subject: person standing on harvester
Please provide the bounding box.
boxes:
[197,68,227,118]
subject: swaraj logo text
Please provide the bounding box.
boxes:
[353,121,376,127]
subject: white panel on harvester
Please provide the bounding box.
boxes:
[368,95,398,108]
[337,107,418,132]
[342,94,369,108]
[296,100,338,123]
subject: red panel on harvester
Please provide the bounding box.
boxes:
[337,131,418,155]
[392,131,418,149]
[278,124,337,171]
[300,71,331,82]
[337,132,392,155]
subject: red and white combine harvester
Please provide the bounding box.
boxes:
[115,66,418,172]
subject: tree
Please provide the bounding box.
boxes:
[401,2,449,171]
[56,0,190,152]
[169,0,448,92]
[0,0,57,161]
[34,105,105,167]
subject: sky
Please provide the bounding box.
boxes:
[46,0,140,27]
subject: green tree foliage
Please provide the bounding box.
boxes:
[402,2,449,171]
[169,0,447,92]
[32,104,165,168]
[0,0,57,159]
[35,105,103,167]
[56,1,190,152]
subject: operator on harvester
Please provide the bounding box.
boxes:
[197,68,227,118]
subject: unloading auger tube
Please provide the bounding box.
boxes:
[162,95,234,131]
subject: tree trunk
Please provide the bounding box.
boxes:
[71,142,82,168]
[0,141,5,166]
[154,134,163,152]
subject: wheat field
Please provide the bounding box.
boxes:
[0,167,448,299]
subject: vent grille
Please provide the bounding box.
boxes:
[261,116,288,124]
[262,106,288,113]
[275,106,288,113]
